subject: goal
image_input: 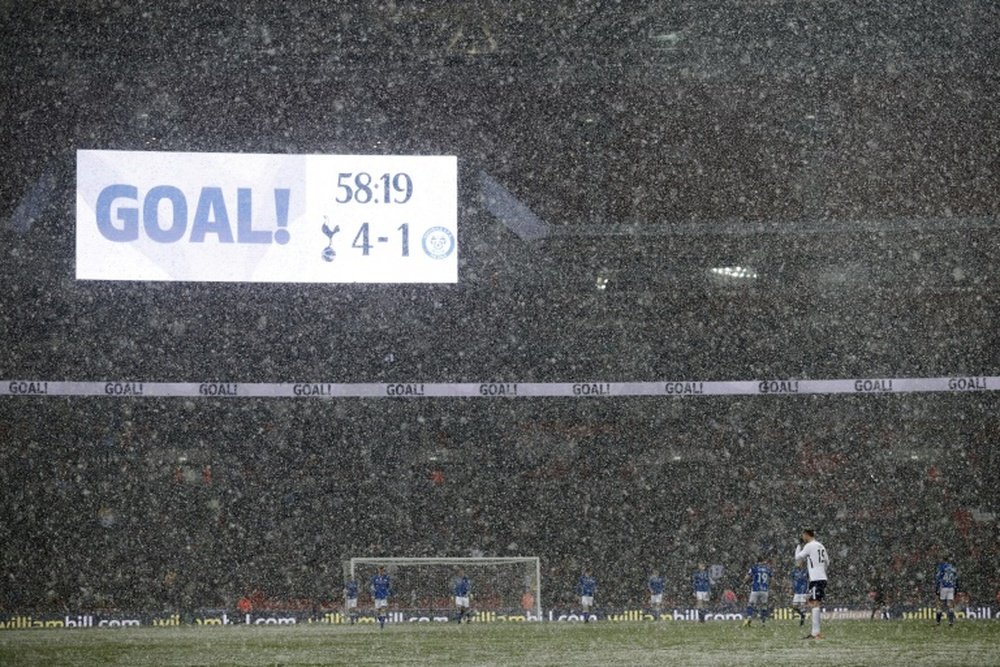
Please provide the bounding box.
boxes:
[347,556,542,619]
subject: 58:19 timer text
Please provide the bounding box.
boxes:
[335,172,412,205]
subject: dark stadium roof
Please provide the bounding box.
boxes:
[2,1,998,384]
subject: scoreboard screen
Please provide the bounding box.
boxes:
[76,150,458,284]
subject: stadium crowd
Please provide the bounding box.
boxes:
[1,394,997,614]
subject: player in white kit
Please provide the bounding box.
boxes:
[794,529,829,640]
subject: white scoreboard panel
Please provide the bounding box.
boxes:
[76,150,457,284]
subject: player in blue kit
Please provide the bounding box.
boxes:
[742,556,773,626]
[791,562,809,626]
[452,569,472,623]
[370,566,392,629]
[648,569,666,617]
[935,559,958,627]
[343,577,359,625]
[692,563,711,622]
[577,568,597,622]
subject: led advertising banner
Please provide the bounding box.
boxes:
[76,150,458,283]
[1,376,994,398]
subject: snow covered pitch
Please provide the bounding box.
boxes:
[1,620,998,666]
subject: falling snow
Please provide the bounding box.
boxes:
[0,2,998,662]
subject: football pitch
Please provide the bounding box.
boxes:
[1,620,998,667]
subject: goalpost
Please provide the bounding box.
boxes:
[347,556,542,619]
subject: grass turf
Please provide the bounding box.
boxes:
[1,619,998,666]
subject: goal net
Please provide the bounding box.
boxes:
[347,557,542,619]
